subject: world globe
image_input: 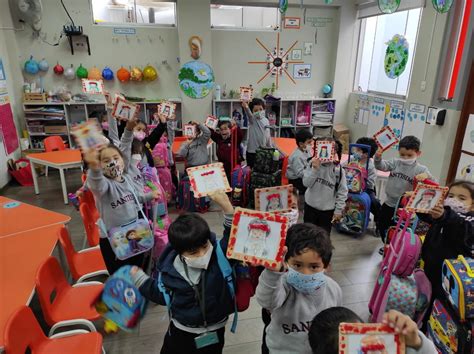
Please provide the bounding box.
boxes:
[178,61,215,99]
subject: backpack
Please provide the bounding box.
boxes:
[442,256,474,321]
[231,164,251,207]
[95,265,147,332]
[158,241,239,333]
[177,176,209,213]
[152,140,170,168]
[253,147,280,174]
[427,298,473,354]
[336,192,371,237]
[343,144,371,193]
[156,166,174,203]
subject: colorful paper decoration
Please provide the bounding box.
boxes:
[254,185,296,212]
[314,140,337,162]
[339,323,405,353]
[102,67,114,80]
[406,184,449,214]
[76,64,88,79]
[205,115,218,130]
[432,0,454,13]
[130,67,143,81]
[143,64,158,81]
[71,121,108,153]
[384,34,409,79]
[64,65,76,80]
[82,79,105,95]
[178,61,215,99]
[378,0,400,14]
[279,0,288,14]
[186,163,232,197]
[158,101,176,119]
[112,97,140,120]
[239,86,253,102]
[53,62,64,75]
[248,33,304,89]
[117,66,131,82]
[373,125,399,152]
[189,36,202,60]
[88,66,102,80]
[38,58,49,72]
[24,56,39,75]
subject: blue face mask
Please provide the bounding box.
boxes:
[286,267,326,295]
[351,151,363,161]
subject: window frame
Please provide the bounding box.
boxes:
[210,4,281,31]
[353,8,423,99]
[90,0,177,28]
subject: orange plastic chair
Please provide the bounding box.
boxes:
[4,306,104,354]
[35,256,103,329]
[58,227,108,283]
[80,203,100,247]
[44,136,67,152]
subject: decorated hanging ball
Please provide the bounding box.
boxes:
[38,58,49,72]
[24,56,39,75]
[102,67,114,80]
[76,64,88,79]
[88,66,102,80]
[130,66,143,81]
[117,66,131,82]
[64,65,76,80]
[432,0,453,13]
[143,64,158,81]
[53,62,64,75]
[378,0,400,14]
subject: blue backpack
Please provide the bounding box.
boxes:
[157,242,239,333]
[177,176,209,212]
[95,265,148,332]
[336,192,371,237]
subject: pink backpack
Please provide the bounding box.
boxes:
[152,137,170,168]
[156,167,174,203]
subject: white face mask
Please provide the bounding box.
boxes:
[398,157,417,165]
[255,111,266,120]
[444,197,469,214]
[184,243,213,270]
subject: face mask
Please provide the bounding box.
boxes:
[101,122,109,131]
[444,197,469,214]
[134,131,146,141]
[103,159,124,179]
[255,111,266,120]
[286,267,326,295]
[398,157,417,165]
[184,243,213,270]
[351,152,363,161]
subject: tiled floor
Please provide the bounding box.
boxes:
[2,169,384,353]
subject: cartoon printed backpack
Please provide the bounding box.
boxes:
[95,265,148,333]
[442,256,474,321]
[336,192,371,237]
[343,143,370,193]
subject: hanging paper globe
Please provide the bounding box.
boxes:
[64,65,76,80]
[53,62,64,75]
[24,56,39,75]
[432,0,453,13]
[130,66,143,81]
[88,66,102,80]
[117,66,131,82]
[278,0,288,14]
[76,64,88,79]
[38,58,49,72]
[378,0,400,14]
[102,67,114,80]
[143,64,158,81]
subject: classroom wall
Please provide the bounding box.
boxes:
[343,4,466,184]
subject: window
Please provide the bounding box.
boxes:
[355,8,422,97]
[91,0,176,26]
[211,4,280,30]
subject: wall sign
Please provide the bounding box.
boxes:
[113,28,136,35]
[306,17,333,27]
[283,17,301,29]
[408,103,426,114]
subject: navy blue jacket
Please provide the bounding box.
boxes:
[139,223,234,327]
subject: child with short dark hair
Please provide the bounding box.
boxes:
[177,121,211,168]
[287,129,313,195]
[130,191,235,354]
[242,98,269,168]
[210,118,243,180]
[256,223,342,354]
[419,180,474,328]
[354,137,381,231]
[303,137,348,235]
[308,308,437,354]
[374,135,433,243]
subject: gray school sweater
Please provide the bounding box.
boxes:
[303,163,348,214]
[256,270,342,354]
[244,106,270,154]
[374,157,432,207]
[286,148,311,180]
[176,123,211,167]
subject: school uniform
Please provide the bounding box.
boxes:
[177,124,211,168]
[286,148,311,195]
[210,127,243,180]
[243,107,269,168]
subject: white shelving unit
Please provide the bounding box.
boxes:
[23,99,183,151]
[212,98,335,139]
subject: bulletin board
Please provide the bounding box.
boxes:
[0,59,18,154]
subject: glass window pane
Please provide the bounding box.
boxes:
[211,4,278,29]
[358,17,377,92]
[211,5,243,27]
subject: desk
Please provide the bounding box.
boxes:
[0,224,63,350]
[0,196,71,237]
[27,150,83,204]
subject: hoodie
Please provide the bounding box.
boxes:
[286,148,311,180]
[374,156,432,207]
[303,163,348,214]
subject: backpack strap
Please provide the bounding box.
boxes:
[215,241,238,333]
[334,165,342,195]
[157,272,171,310]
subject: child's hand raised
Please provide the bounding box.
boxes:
[271,246,288,272]
[126,117,138,131]
[311,157,321,169]
[154,113,167,124]
[415,172,428,181]
[208,190,233,214]
[241,101,249,109]
[83,149,100,169]
[430,204,445,219]
[382,310,422,350]
[375,148,383,159]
